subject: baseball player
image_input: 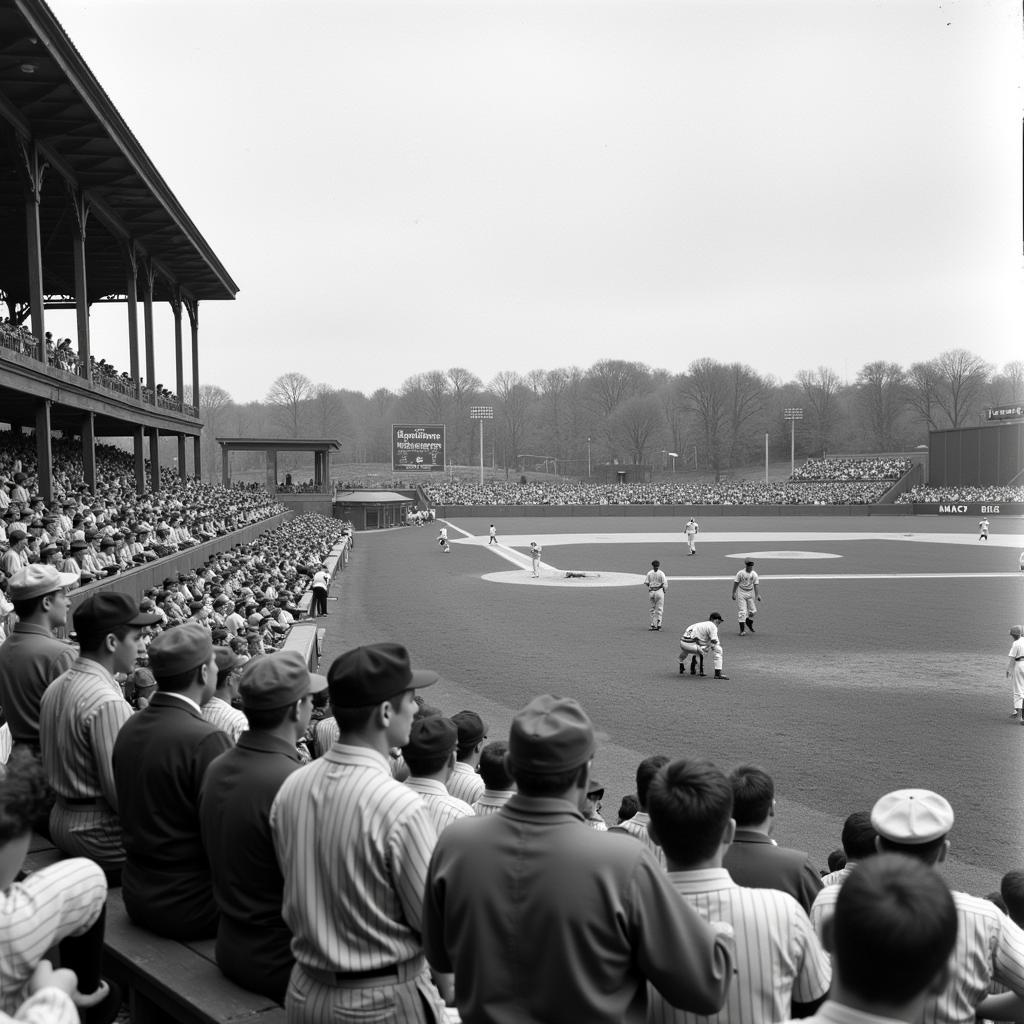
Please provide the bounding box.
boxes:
[488,524,498,546]
[731,559,762,635]
[529,541,542,578]
[438,526,450,552]
[644,560,668,631]
[1008,626,1024,723]
[1019,550,1024,572]
[684,517,699,556]
[979,517,990,541]
[679,613,729,680]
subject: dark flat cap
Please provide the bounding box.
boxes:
[403,716,458,759]
[328,643,438,708]
[451,710,487,749]
[508,695,595,776]
[239,650,328,710]
[74,593,160,637]
[148,622,213,680]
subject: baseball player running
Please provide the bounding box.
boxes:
[643,560,668,631]
[488,524,498,545]
[679,613,728,680]
[731,558,762,635]
[684,517,699,555]
[979,518,990,541]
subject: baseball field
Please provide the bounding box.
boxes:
[330,513,1024,895]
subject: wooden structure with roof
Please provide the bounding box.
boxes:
[0,0,238,499]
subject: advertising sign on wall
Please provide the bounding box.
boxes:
[392,425,445,472]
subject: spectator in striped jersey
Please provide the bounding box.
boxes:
[611,754,669,866]
[201,647,248,744]
[446,710,487,805]
[402,717,474,836]
[780,855,958,1024]
[470,740,515,816]
[820,811,876,887]
[1001,871,1024,928]
[645,757,830,1024]
[39,593,159,879]
[270,642,448,1023]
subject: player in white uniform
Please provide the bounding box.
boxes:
[437,527,450,552]
[684,518,699,556]
[644,560,668,630]
[979,518,990,541]
[1008,625,1024,723]
[679,613,728,680]
[731,559,762,635]
[529,542,542,578]
[488,524,498,546]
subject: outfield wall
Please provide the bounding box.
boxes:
[433,504,1024,518]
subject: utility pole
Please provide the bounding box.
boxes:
[469,406,493,485]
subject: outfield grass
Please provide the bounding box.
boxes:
[330,513,1024,894]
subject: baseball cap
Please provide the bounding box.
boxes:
[451,710,487,750]
[328,642,439,708]
[74,593,161,637]
[403,716,458,759]
[148,622,214,680]
[744,559,755,566]
[8,564,79,601]
[238,650,328,710]
[586,776,606,798]
[871,789,954,845]
[7,528,28,543]
[507,694,595,776]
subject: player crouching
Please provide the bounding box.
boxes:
[679,613,728,680]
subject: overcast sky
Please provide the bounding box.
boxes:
[44,0,1022,403]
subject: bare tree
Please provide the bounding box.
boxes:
[447,367,483,464]
[724,363,766,468]
[680,358,731,479]
[796,366,842,454]
[931,349,991,427]
[906,360,943,431]
[310,383,346,439]
[489,371,532,477]
[266,372,313,437]
[587,360,649,418]
[855,361,906,449]
[610,396,663,464]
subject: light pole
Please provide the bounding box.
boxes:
[783,408,803,478]
[587,437,591,478]
[469,406,493,485]
[660,450,679,472]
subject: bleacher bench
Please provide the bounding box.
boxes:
[102,890,286,1024]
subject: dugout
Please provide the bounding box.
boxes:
[333,490,413,530]
[929,422,1024,486]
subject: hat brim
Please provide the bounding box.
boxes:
[129,611,163,626]
[410,668,440,690]
[309,673,329,695]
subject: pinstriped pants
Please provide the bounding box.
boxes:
[285,962,446,1024]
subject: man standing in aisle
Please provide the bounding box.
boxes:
[644,560,668,631]
[731,559,762,635]
[270,643,447,1022]
[684,517,699,555]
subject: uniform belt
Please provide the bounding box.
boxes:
[57,796,100,807]
[1016,656,1024,661]
[300,955,424,988]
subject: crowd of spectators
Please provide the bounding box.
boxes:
[897,484,1024,504]
[424,477,893,507]
[791,456,912,481]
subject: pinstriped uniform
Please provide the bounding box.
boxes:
[312,717,338,758]
[1,986,79,1024]
[615,811,666,867]
[38,657,133,866]
[404,778,474,836]
[471,789,515,817]
[201,696,247,744]
[648,868,830,1024]
[445,762,483,805]
[269,744,446,1024]
[0,858,107,1014]
[810,879,1024,1024]
[819,865,853,888]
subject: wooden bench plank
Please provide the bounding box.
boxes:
[103,890,286,1024]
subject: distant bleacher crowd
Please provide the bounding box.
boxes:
[896,484,1024,504]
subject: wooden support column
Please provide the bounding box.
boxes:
[133,426,145,494]
[143,260,156,404]
[185,296,200,418]
[195,436,203,481]
[171,290,184,410]
[34,399,53,504]
[266,450,277,492]
[125,245,141,399]
[17,138,47,355]
[178,435,187,481]
[70,189,91,379]
[221,444,229,486]
[149,427,161,492]
[80,413,96,492]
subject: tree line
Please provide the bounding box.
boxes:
[188,350,1022,481]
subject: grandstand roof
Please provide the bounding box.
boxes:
[335,491,410,503]
[0,0,238,303]
[216,438,342,452]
